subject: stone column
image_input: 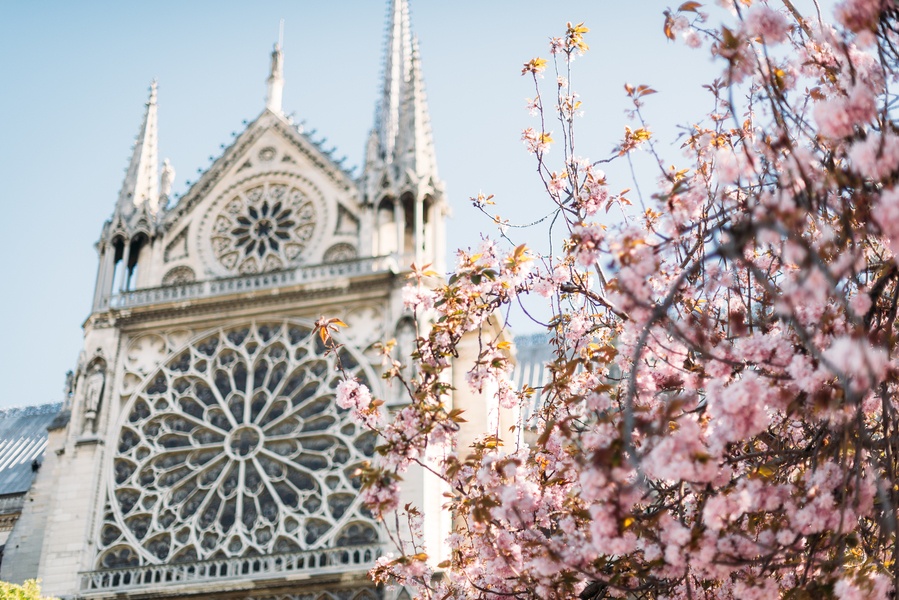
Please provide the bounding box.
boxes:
[118,242,132,293]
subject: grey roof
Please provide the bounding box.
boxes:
[0,403,61,496]
[512,333,554,421]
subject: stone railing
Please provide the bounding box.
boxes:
[79,544,381,593]
[98,256,396,311]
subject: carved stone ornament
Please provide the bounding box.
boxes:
[210,181,318,274]
[161,266,196,286]
[98,321,379,568]
[258,146,277,162]
[323,243,358,263]
[83,367,106,435]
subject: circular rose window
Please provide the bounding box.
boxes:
[98,322,380,567]
[210,182,317,274]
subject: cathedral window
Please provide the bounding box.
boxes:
[98,321,379,568]
[211,182,318,274]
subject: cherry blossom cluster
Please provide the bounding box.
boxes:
[327,1,899,598]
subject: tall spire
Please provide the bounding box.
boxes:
[362,0,445,272]
[396,35,438,178]
[266,41,285,114]
[116,80,160,217]
[366,0,438,181]
[375,0,412,161]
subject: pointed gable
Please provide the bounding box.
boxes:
[155,109,364,282]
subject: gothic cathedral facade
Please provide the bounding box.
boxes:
[0,2,489,598]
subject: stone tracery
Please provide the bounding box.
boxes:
[99,321,379,568]
[211,182,318,274]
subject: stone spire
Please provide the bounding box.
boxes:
[115,81,160,218]
[266,43,284,114]
[365,0,438,184]
[395,35,438,178]
[373,0,412,162]
[362,0,445,271]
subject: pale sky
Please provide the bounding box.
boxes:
[0,1,822,408]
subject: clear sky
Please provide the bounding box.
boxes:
[0,1,825,408]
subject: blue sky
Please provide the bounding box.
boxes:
[0,1,814,408]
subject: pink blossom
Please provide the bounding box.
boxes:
[702,492,750,531]
[835,572,893,600]
[813,83,877,138]
[714,147,741,183]
[548,171,566,195]
[643,416,721,483]
[570,223,604,267]
[835,0,884,33]
[402,284,434,311]
[744,5,791,44]
[821,336,888,393]
[848,132,899,180]
[522,127,552,153]
[576,165,609,215]
[336,378,372,410]
[361,479,400,517]
[706,371,774,447]
[849,291,872,317]
[873,186,899,257]
[683,29,702,48]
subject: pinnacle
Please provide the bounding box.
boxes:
[111,79,161,230]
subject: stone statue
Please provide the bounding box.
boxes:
[63,370,74,408]
[83,368,105,435]
[270,43,283,79]
[160,158,175,205]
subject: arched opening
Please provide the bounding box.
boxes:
[423,194,434,258]
[126,233,150,291]
[400,192,415,257]
[110,236,127,295]
[377,196,396,255]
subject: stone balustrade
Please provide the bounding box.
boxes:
[79,544,381,592]
[96,257,396,311]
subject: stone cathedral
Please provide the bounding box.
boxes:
[0,2,501,598]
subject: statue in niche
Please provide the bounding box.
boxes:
[82,368,106,435]
[62,370,74,409]
[160,158,175,205]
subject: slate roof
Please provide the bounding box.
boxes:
[0,403,61,496]
[511,333,554,422]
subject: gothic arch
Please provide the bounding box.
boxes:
[376,197,397,255]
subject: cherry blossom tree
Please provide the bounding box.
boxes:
[326,0,899,597]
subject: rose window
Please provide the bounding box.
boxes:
[98,322,379,568]
[211,183,317,274]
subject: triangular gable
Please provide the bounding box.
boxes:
[163,109,357,230]
[143,108,369,283]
